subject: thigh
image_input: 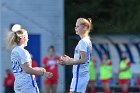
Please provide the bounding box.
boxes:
[70,76,89,93]
[45,84,51,93]
[122,84,129,91]
[21,87,40,93]
[79,77,89,93]
[89,80,96,87]
[52,84,57,93]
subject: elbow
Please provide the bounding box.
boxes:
[24,69,30,74]
[23,67,31,74]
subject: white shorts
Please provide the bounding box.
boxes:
[14,87,39,93]
[70,75,89,93]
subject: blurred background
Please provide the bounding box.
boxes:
[0,0,140,93]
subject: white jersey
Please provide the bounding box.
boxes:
[11,46,38,89]
[73,37,92,78]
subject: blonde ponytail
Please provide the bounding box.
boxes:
[7,31,16,48]
[87,18,93,31]
[88,18,92,23]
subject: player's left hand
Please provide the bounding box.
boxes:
[43,72,53,79]
[57,56,65,65]
[58,55,72,65]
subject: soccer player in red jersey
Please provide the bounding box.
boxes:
[3,69,15,93]
[43,46,59,93]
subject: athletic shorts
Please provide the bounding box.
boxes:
[44,77,58,85]
[119,79,130,85]
[70,75,89,93]
[101,79,112,84]
[14,87,39,93]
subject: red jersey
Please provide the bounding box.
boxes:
[42,56,59,78]
[4,73,15,87]
[32,60,38,67]
[32,60,38,78]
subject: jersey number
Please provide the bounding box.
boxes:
[12,61,23,73]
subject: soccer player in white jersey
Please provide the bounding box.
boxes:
[7,24,53,93]
[58,18,93,93]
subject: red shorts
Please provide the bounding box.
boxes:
[101,79,111,84]
[44,76,58,85]
[119,79,130,85]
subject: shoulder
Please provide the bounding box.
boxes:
[17,47,30,58]
[79,37,92,45]
[43,56,49,63]
[12,46,28,55]
[10,73,15,78]
[78,39,87,45]
[20,48,29,56]
[43,56,49,60]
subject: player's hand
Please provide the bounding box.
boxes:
[36,67,46,75]
[58,60,65,65]
[58,55,71,65]
[58,56,65,65]
[40,67,46,73]
[43,72,53,78]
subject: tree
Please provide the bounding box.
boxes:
[65,0,140,35]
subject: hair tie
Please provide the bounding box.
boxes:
[11,24,22,32]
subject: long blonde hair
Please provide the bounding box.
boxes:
[7,24,28,48]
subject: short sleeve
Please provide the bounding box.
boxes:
[42,57,48,66]
[19,49,31,65]
[78,40,87,52]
